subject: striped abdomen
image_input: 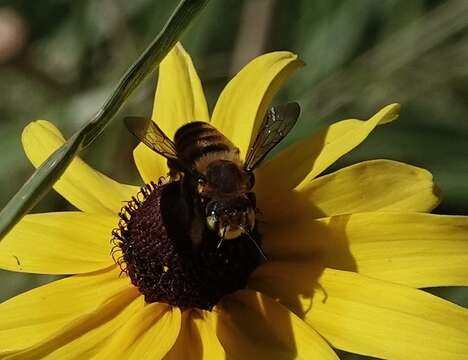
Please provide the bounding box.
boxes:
[174,121,238,167]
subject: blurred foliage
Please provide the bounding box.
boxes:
[0,1,467,358]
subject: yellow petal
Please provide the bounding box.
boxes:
[1,288,142,359]
[211,52,303,157]
[164,310,225,359]
[153,42,209,137]
[191,312,226,358]
[252,268,468,359]
[163,311,191,360]
[216,289,338,360]
[94,304,181,360]
[134,43,209,183]
[0,212,116,274]
[0,267,132,352]
[133,146,168,185]
[263,212,468,288]
[22,120,139,214]
[262,160,440,221]
[255,104,400,202]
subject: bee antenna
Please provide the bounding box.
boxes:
[217,227,226,249]
[240,226,267,261]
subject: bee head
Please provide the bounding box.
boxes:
[194,159,256,239]
[204,193,256,239]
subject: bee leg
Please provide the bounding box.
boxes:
[158,176,169,186]
[167,159,184,182]
[190,215,204,248]
[158,170,182,185]
[189,192,205,248]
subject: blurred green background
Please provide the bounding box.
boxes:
[0,1,467,358]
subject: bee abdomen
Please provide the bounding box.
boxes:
[174,121,234,164]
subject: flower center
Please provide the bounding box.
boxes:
[112,181,262,310]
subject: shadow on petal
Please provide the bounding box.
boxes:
[214,290,338,359]
[252,208,358,318]
[165,310,225,360]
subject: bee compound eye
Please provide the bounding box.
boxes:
[197,176,207,194]
[205,201,215,216]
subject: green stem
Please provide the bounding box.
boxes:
[0,0,209,240]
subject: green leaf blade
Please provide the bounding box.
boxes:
[0,0,209,240]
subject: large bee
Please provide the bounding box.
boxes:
[125,102,300,258]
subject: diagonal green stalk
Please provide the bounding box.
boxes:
[0,0,209,240]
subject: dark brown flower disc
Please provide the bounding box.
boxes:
[113,181,262,310]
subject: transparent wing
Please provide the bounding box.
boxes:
[244,102,300,171]
[124,116,178,160]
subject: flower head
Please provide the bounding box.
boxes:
[1,43,468,359]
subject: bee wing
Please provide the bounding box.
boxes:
[124,116,178,161]
[244,102,300,171]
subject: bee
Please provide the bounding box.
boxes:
[125,102,300,259]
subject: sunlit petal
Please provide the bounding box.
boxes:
[22,120,138,214]
[134,43,209,183]
[211,51,303,157]
[255,104,399,202]
[0,212,116,274]
[262,160,440,221]
[0,267,132,352]
[93,304,181,360]
[1,288,141,359]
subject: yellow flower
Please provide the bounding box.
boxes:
[1,43,468,359]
